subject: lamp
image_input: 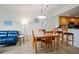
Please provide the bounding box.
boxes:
[22,18,29,25]
[21,18,30,41]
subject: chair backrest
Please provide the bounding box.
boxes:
[44,31,53,40]
[32,31,35,40]
[44,31,53,44]
[62,26,68,33]
[52,28,56,34]
[61,26,68,41]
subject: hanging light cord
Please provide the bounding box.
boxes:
[41,4,43,15]
[40,4,48,16]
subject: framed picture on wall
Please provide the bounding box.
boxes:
[4,20,12,26]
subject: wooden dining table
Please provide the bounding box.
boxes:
[34,30,61,53]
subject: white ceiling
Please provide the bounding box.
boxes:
[59,6,79,17]
[0,4,66,20]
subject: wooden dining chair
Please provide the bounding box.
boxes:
[62,26,74,47]
[44,31,54,48]
[62,27,68,47]
[32,31,44,51]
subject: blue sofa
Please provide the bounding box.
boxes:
[0,30,20,45]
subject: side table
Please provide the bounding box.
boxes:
[18,34,25,45]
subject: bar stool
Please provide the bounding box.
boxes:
[62,27,74,47]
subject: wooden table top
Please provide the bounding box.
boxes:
[44,30,62,33]
[35,34,59,39]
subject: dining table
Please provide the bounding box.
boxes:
[33,29,74,53]
[34,30,62,53]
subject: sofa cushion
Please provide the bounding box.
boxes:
[0,34,7,37]
[8,31,18,34]
[2,37,15,41]
[0,31,7,38]
[8,31,19,36]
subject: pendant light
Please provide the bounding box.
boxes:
[37,4,47,19]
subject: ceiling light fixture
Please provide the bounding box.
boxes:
[37,15,46,19]
[37,5,48,19]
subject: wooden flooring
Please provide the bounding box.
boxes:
[0,40,79,54]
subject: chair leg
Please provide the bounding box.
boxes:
[45,39,47,48]
[49,40,52,48]
[62,33,64,44]
[66,34,68,47]
[72,34,74,47]
[32,39,34,49]
[54,39,55,47]
[35,39,37,53]
[56,37,59,50]
[40,41,42,48]
[56,37,58,50]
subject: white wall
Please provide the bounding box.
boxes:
[46,16,59,29]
